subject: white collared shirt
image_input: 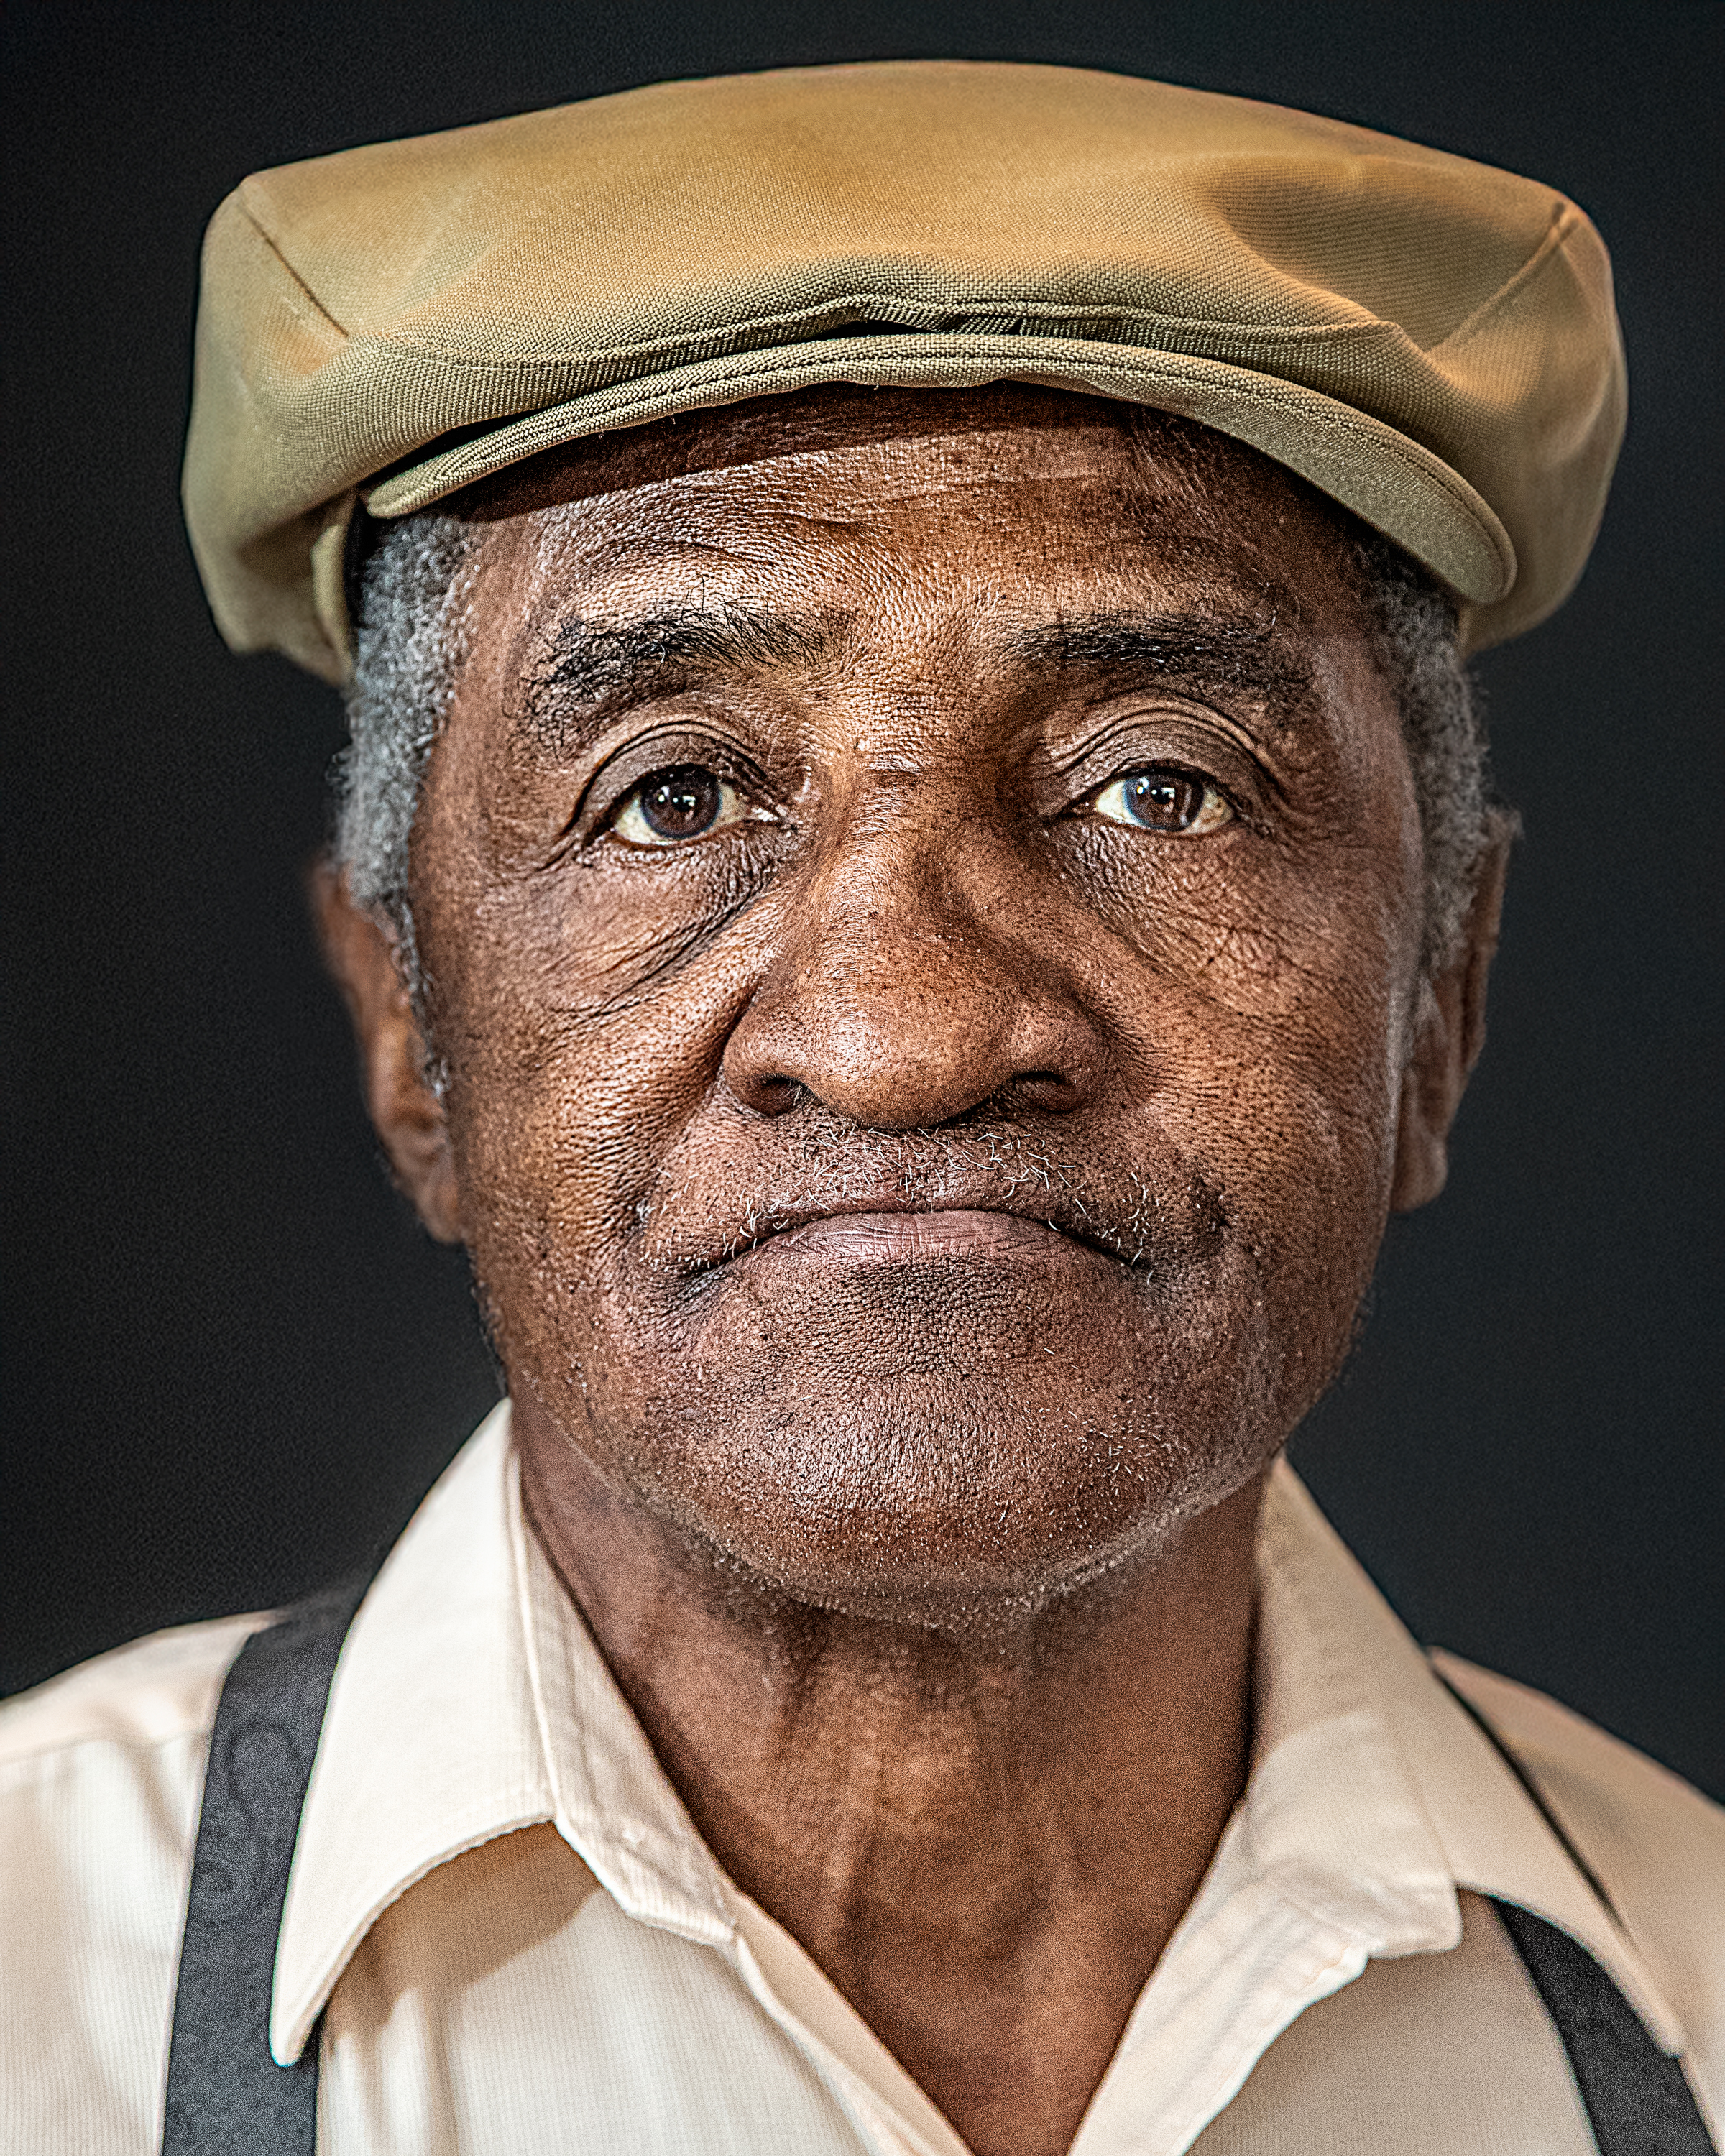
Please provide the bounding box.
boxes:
[3,1403,1720,2154]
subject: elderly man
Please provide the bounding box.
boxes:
[1,59,1719,2156]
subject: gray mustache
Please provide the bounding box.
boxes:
[640,1112,1217,1276]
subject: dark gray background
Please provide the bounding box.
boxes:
[4,1,1721,1794]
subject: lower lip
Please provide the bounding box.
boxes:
[740,1209,1082,1265]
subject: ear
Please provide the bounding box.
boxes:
[1390,814,1514,1213]
[309,857,464,1243]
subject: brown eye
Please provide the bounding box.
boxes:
[1090,767,1233,836]
[609,764,761,849]
[640,766,721,837]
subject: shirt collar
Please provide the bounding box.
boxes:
[274,1403,735,2062]
[272,1409,1683,2065]
[1250,1465,1682,2047]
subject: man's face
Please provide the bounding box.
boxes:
[405,390,1428,1621]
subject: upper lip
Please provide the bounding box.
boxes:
[671,1176,1154,1277]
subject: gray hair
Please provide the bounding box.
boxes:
[334,509,1496,998]
[1351,525,1496,976]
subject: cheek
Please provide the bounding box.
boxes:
[1075,837,1416,1387]
[449,1005,696,1276]
[423,776,766,1245]
[443,839,1407,1369]
[1087,818,1414,1134]
[430,888,753,1392]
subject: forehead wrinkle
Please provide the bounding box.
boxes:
[511,420,1156,576]
[482,439,1343,759]
[542,528,847,582]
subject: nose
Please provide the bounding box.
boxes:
[723,817,1100,1130]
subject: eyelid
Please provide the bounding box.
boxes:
[567,723,781,844]
[1053,696,1281,786]
[1051,691,1259,765]
[1053,702,1278,821]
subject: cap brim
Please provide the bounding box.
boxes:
[362,332,1516,635]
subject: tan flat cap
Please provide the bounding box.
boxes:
[183,60,1624,683]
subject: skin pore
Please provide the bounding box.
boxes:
[319,387,1506,2156]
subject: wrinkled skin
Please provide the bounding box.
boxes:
[321,387,1506,2156]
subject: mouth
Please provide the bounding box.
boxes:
[746,1207,1080,1263]
[685,1192,1153,1280]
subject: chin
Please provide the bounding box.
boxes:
[604,1369,1264,1629]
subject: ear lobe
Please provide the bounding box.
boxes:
[1390,815,1514,1214]
[308,858,465,1244]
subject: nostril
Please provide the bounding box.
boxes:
[747,1073,806,1115]
[723,950,1098,1129]
[1010,1069,1087,1114]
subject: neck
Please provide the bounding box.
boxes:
[515,1393,1262,2156]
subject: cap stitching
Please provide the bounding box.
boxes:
[341,305,1414,377]
[231,190,352,345]
[1433,202,1587,355]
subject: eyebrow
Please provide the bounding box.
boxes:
[999,609,1317,714]
[515,602,852,750]
[511,594,1320,757]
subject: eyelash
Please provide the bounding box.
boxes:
[592,753,1241,854]
[603,763,772,849]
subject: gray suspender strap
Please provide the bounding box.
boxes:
[161,1575,369,2156]
[1435,1672,1716,2155]
[1490,1902,1716,2156]
[161,1603,1716,2156]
